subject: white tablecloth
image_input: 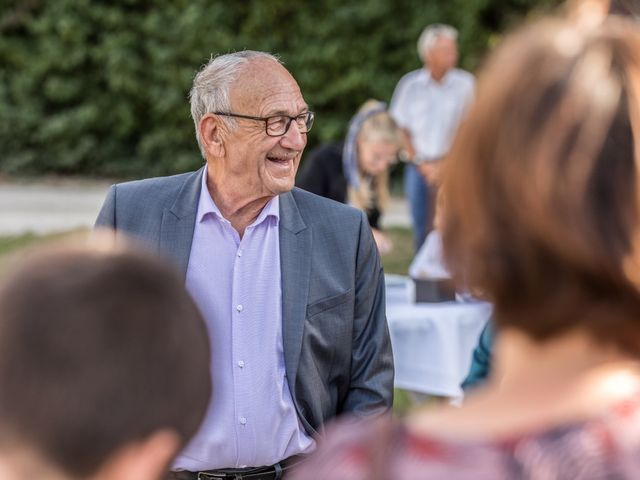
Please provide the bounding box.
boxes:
[385,275,491,398]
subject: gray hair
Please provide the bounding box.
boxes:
[189,50,281,159]
[417,24,458,58]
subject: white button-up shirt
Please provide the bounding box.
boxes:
[174,168,314,471]
[390,68,475,160]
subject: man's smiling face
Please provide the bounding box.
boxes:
[217,58,309,199]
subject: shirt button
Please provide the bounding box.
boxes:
[236,304,243,312]
[238,360,245,368]
[237,250,243,257]
[239,417,247,425]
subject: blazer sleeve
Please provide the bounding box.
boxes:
[341,210,394,414]
[95,185,117,229]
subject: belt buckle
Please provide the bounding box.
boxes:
[197,473,229,480]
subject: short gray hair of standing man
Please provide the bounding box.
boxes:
[417,23,459,58]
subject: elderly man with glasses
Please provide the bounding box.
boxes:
[96,51,393,480]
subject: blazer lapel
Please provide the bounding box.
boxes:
[279,190,311,393]
[159,167,204,279]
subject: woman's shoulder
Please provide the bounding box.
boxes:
[289,396,640,480]
[288,415,503,480]
[287,415,404,480]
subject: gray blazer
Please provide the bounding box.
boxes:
[95,167,394,434]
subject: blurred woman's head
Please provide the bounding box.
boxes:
[442,18,640,353]
[356,100,403,176]
[343,99,403,214]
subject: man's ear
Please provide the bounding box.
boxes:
[199,114,226,158]
[90,429,181,480]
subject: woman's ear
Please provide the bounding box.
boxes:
[199,114,226,158]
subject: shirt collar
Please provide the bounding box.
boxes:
[197,167,280,226]
[421,68,455,87]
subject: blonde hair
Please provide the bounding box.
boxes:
[348,100,403,214]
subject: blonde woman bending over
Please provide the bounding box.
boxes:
[297,100,403,254]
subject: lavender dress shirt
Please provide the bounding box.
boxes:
[173,169,314,471]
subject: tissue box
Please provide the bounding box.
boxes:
[412,278,456,303]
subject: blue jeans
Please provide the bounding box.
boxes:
[404,164,434,251]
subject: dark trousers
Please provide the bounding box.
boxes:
[404,164,436,251]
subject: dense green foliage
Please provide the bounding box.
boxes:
[0,0,560,177]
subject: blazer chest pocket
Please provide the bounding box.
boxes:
[304,289,354,372]
[306,289,353,319]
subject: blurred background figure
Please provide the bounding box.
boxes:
[290,15,640,479]
[297,100,403,254]
[390,24,475,251]
[0,239,211,480]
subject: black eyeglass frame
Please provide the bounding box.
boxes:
[213,111,315,137]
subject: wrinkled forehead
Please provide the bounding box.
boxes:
[432,35,457,51]
[230,58,306,115]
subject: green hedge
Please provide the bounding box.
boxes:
[0,0,559,178]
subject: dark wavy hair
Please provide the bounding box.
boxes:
[442,17,640,353]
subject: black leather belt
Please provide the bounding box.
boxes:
[198,465,281,479]
[168,456,303,480]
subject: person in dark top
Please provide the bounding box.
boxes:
[461,321,493,391]
[297,100,403,253]
[296,142,348,206]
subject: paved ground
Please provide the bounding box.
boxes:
[0,178,411,236]
[381,195,412,229]
[0,178,111,236]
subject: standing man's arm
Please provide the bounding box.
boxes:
[342,211,394,414]
[95,185,117,229]
[390,76,438,183]
[399,128,417,161]
[389,78,416,160]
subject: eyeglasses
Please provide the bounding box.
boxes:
[213,111,315,137]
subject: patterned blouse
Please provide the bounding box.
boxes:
[288,398,640,479]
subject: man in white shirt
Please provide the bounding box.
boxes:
[390,24,474,250]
